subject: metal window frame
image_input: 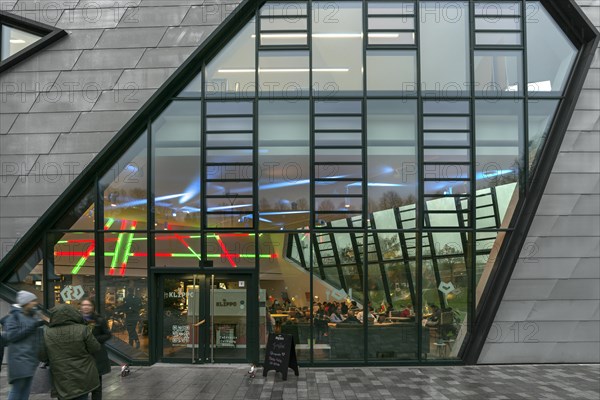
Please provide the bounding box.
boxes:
[0,11,67,73]
[0,0,597,367]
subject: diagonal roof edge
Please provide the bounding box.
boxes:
[0,0,598,366]
[0,10,67,73]
[0,0,255,281]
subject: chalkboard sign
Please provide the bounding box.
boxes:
[262,333,299,380]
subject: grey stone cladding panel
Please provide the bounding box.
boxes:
[0,133,59,154]
[158,26,216,47]
[0,71,60,92]
[70,110,135,132]
[53,70,124,91]
[0,195,55,217]
[136,47,196,68]
[479,342,600,364]
[9,112,80,133]
[57,7,127,29]
[480,1,600,364]
[536,194,600,215]
[73,48,145,70]
[527,215,600,237]
[0,114,18,134]
[95,27,168,49]
[116,6,190,28]
[181,4,237,26]
[91,88,156,111]
[45,29,104,51]
[115,68,177,90]
[29,90,97,112]
[51,131,117,153]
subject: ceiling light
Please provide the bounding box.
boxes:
[10,39,26,44]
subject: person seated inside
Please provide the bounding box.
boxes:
[329,305,344,323]
[424,304,442,327]
[341,309,360,324]
[356,307,377,324]
[400,304,414,318]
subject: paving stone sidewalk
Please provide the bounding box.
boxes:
[1,363,599,400]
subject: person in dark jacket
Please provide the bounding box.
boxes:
[80,298,112,400]
[41,304,101,400]
[1,290,46,400]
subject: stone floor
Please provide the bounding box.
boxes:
[1,363,599,399]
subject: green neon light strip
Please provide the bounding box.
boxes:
[119,223,137,275]
[71,218,116,274]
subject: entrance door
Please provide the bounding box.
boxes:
[158,273,251,363]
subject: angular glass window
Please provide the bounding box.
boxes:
[526,2,577,96]
[0,24,42,61]
[205,19,256,99]
[528,100,560,173]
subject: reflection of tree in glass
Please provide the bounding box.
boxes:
[318,199,335,211]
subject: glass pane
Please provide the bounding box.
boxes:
[420,2,469,96]
[154,233,201,268]
[5,246,44,303]
[476,32,521,45]
[260,233,311,360]
[1,25,42,60]
[475,100,522,224]
[259,51,309,97]
[53,187,95,230]
[368,31,414,45]
[160,274,201,360]
[259,101,310,229]
[178,74,202,97]
[313,2,363,96]
[260,2,308,17]
[368,2,415,15]
[102,275,149,360]
[474,51,523,95]
[475,17,520,30]
[528,100,559,173]
[421,232,469,361]
[205,19,255,99]
[368,16,414,30]
[474,2,521,16]
[101,131,148,231]
[210,276,249,360]
[527,2,577,96]
[368,100,417,215]
[367,51,417,95]
[103,233,148,278]
[368,260,418,361]
[205,233,256,268]
[153,101,201,230]
[49,232,96,308]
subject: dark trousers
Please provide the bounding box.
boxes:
[91,375,102,400]
[8,377,33,400]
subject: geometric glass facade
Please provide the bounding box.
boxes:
[1,0,584,365]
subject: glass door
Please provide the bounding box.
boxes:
[207,275,249,362]
[159,274,204,363]
[158,273,253,363]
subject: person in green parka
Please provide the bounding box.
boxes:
[41,304,101,400]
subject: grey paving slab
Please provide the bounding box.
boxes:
[2,364,596,400]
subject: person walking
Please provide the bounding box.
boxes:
[41,304,101,400]
[0,290,46,400]
[80,299,112,400]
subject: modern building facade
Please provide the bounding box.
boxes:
[0,0,598,366]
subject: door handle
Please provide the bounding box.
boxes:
[194,319,206,327]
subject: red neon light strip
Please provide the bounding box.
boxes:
[215,235,237,268]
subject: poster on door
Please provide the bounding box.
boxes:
[212,289,246,316]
